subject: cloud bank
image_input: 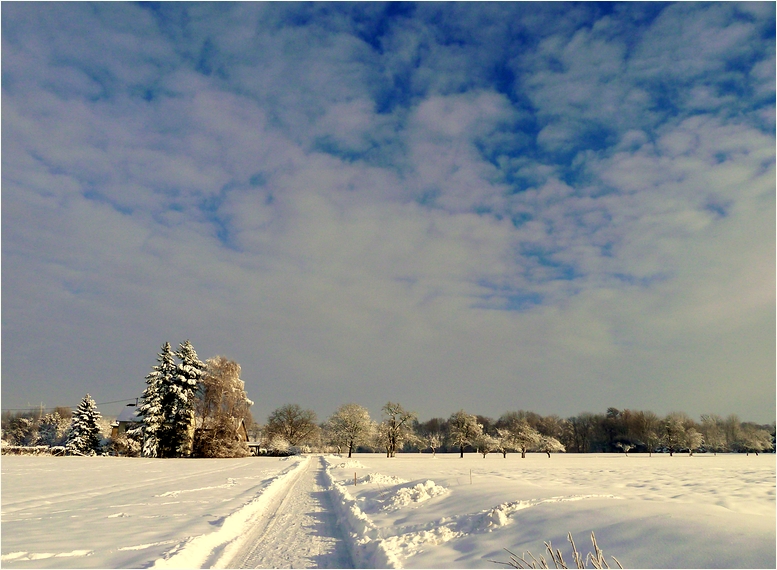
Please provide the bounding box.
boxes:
[2,2,774,422]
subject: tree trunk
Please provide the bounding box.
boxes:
[521,448,526,458]
[348,441,353,458]
[460,445,464,458]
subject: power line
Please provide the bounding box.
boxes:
[1,398,139,412]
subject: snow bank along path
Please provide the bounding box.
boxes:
[227,455,353,569]
[154,456,314,568]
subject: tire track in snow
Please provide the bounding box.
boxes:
[230,456,354,569]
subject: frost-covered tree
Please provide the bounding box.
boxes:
[504,420,541,458]
[700,414,727,455]
[537,435,565,457]
[683,428,703,456]
[192,356,253,458]
[325,403,373,458]
[426,432,443,457]
[448,410,483,458]
[266,404,318,446]
[268,434,291,455]
[661,415,687,456]
[722,414,743,451]
[379,402,416,458]
[138,342,177,457]
[37,412,68,447]
[627,411,661,456]
[66,394,102,455]
[736,425,773,455]
[5,416,37,446]
[495,428,515,458]
[474,433,498,458]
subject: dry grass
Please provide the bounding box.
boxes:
[491,531,623,569]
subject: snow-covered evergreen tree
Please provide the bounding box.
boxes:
[138,342,177,457]
[66,394,102,455]
[165,340,205,457]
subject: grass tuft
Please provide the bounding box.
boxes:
[490,531,623,569]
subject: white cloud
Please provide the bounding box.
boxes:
[2,3,773,422]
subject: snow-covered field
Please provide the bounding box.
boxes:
[1,453,774,568]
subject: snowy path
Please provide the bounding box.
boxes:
[228,456,354,569]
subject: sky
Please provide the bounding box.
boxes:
[2,2,775,425]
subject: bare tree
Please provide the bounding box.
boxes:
[192,356,253,458]
[266,404,318,447]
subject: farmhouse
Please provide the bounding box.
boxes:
[110,406,142,439]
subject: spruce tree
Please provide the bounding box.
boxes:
[166,340,204,457]
[66,394,102,455]
[138,342,176,457]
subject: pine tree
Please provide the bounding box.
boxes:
[138,342,177,457]
[66,394,102,455]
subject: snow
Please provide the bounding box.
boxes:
[1,455,307,568]
[1,453,774,568]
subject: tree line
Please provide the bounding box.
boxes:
[255,403,774,459]
[2,344,774,458]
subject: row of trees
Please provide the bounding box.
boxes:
[3,347,773,459]
[251,404,774,458]
[1,395,106,455]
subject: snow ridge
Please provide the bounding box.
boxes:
[376,494,621,564]
[322,457,401,568]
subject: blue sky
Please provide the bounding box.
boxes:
[2,2,775,423]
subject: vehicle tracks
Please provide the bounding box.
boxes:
[229,456,354,569]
